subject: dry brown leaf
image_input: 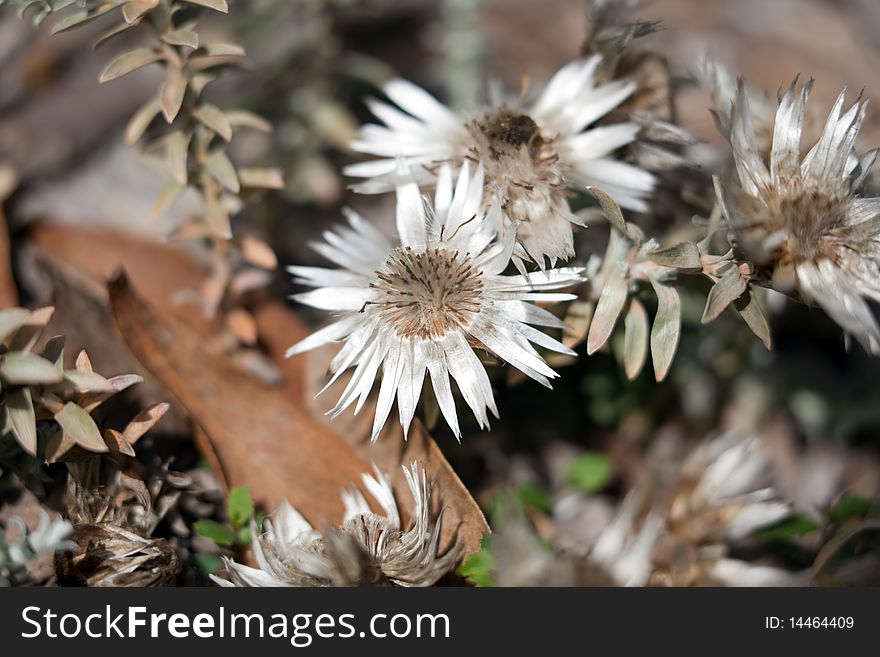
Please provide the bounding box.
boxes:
[107,270,371,525]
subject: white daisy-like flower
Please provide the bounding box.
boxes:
[286,162,583,441]
[344,56,655,268]
[213,462,460,587]
[717,78,880,353]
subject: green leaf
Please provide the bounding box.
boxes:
[5,387,36,456]
[586,186,627,234]
[702,265,747,324]
[193,553,222,575]
[160,70,187,123]
[53,402,107,453]
[153,180,186,218]
[0,352,63,385]
[61,370,115,393]
[122,0,158,24]
[235,524,251,546]
[828,494,874,523]
[649,281,681,382]
[226,485,253,528]
[515,483,552,513]
[647,241,702,271]
[735,290,772,350]
[165,130,191,185]
[182,0,228,12]
[199,42,245,57]
[0,307,31,342]
[194,519,235,547]
[162,28,199,49]
[125,97,161,145]
[204,150,239,193]
[457,535,494,587]
[566,452,613,493]
[586,267,628,355]
[225,110,272,133]
[193,103,232,141]
[99,47,160,83]
[622,299,648,380]
[755,514,819,541]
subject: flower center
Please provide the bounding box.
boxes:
[371,247,483,339]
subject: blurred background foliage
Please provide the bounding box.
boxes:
[1,0,880,585]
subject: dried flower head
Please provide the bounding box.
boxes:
[650,433,801,586]
[345,57,654,267]
[716,78,880,353]
[287,163,582,441]
[55,444,185,587]
[214,462,461,587]
[490,490,661,587]
[1,510,73,586]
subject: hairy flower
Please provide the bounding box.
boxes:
[716,78,880,353]
[287,163,582,441]
[345,57,654,267]
[214,462,460,587]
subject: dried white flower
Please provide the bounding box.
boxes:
[671,433,791,542]
[287,163,583,441]
[345,56,655,267]
[716,78,880,353]
[214,462,460,587]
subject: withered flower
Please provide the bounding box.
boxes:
[345,57,654,267]
[54,404,183,588]
[287,163,581,441]
[214,462,461,587]
[716,78,880,353]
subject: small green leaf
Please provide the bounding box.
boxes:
[827,494,874,523]
[165,130,191,185]
[650,281,681,382]
[122,0,158,24]
[153,181,186,218]
[199,42,245,57]
[647,241,702,271]
[225,110,272,133]
[125,97,161,145]
[54,402,107,453]
[226,485,253,527]
[61,370,115,393]
[515,483,552,513]
[622,298,648,380]
[194,103,232,141]
[735,290,772,350]
[194,519,235,547]
[702,265,747,324]
[160,70,187,123]
[0,307,31,342]
[587,267,628,355]
[587,186,628,234]
[194,553,222,575]
[235,524,252,546]
[99,47,160,83]
[566,452,613,493]
[182,0,229,12]
[457,535,494,587]
[755,514,819,541]
[204,150,239,193]
[6,387,36,456]
[0,352,63,385]
[162,28,199,49]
